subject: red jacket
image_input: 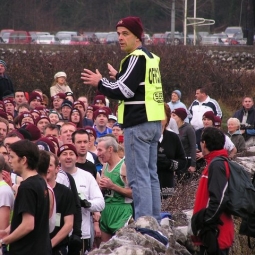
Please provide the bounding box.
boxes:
[193,149,234,249]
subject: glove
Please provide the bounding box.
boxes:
[80,199,91,208]
[68,234,82,255]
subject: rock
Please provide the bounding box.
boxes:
[135,216,161,231]
[113,245,154,255]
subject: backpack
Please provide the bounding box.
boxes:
[210,156,255,218]
[211,156,255,248]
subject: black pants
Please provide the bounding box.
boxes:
[200,246,229,255]
[81,238,91,254]
[52,246,68,255]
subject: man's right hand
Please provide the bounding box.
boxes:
[107,63,118,80]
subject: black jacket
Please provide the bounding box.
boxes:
[0,74,14,100]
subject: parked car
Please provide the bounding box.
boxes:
[55,31,77,41]
[30,31,50,41]
[0,29,14,38]
[224,26,243,39]
[1,32,11,43]
[151,33,166,45]
[187,33,202,45]
[106,32,118,45]
[8,31,32,44]
[213,33,229,45]
[70,36,90,45]
[165,31,190,45]
[143,33,152,45]
[35,35,56,44]
[90,32,109,44]
[200,36,225,46]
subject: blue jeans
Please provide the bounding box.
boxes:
[124,121,161,222]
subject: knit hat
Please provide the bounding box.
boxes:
[36,141,50,151]
[202,111,215,125]
[0,101,6,112]
[172,108,187,121]
[57,144,78,157]
[113,122,121,128]
[3,99,15,107]
[23,124,41,141]
[116,16,144,41]
[0,60,7,69]
[93,108,109,119]
[93,95,106,106]
[73,100,85,110]
[0,110,8,120]
[46,135,59,149]
[109,115,117,121]
[61,99,73,109]
[38,137,55,154]
[51,93,66,101]
[35,115,50,126]
[87,105,98,112]
[84,126,97,139]
[29,92,42,104]
[54,71,67,80]
[19,112,34,126]
[172,90,181,99]
[214,116,222,127]
[17,128,32,140]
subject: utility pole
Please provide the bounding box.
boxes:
[171,0,175,43]
[193,0,196,45]
[184,0,187,45]
[246,0,254,45]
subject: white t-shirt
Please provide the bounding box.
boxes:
[56,168,105,239]
[0,180,14,211]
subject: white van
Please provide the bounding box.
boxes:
[225,26,243,38]
[55,31,77,40]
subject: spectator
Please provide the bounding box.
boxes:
[112,122,123,141]
[50,72,72,97]
[73,100,93,127]
[97,136,133,242]
[65,92,75,103]
[35,115,50,135]
[188,87,222,130]
[43,123,60,139]
[167,89,189,123]
[108,115,117,129]
[93,95,106,108]
[86,105,95,120]
[81,16,164,221]
[57,144,105,253]
[17,103,31,116]
[51,93,66,115]
[191,127,234,255]
[69,108,83,128]
[171,108,196,177]
[47,152,75,255]
[84,126,98,155]
[61,99,73,120]
[93,108,112,138]
[226,117,246,155]
[4,99,15,117]
[233,96,255,147]
[77,96,89,110]
[0,140,51,254]
[59,122,76,145]
[0,60,14,101]
[0,153,14,255]
[72,129,98,179]
[14,90,27,117]
[48,110,61,125]
[18,112,34,127]
[29,91,42,109]
[157,104,187,189]
[0,117,9,144]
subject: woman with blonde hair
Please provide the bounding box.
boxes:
[227,117,246,154]
[50,71,72,97]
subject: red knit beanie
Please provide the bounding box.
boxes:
[116,16,144,41]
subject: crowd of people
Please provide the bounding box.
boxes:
[0,16,253,255]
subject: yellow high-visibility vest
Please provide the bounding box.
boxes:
[118,50,164,124]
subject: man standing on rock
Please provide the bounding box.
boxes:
[81,16,164,222]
